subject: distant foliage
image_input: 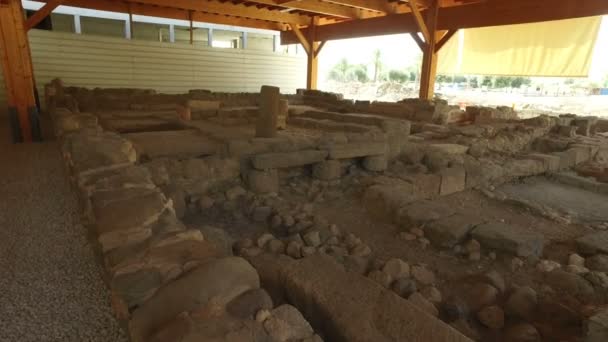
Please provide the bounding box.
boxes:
[388,70,410,83]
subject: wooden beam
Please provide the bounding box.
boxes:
[434,28,457,52]
[126,0,311,25]
[289,24,311,54]
[281,0,608,44]
[320,0,406,13]
[188,10,193,44]
[407,0,430,42]
[37,0,285,31]
[245,0,376,19]
[25,0,62,31]
[410,32,426,50]
[314,40,326,58]
[0,0,38,142]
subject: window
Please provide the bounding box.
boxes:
[132,22,170,42]
[247,32,274,52]
[213,29,241,49]
[81,16,125,38]
[174,26,209,45]
[50,13,74,33]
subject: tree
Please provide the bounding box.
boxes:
[469,77,479,88]
[328,58,350,82]
[371,49,383,82]
[494,76,511,88]
[350,64,369,82]
[482,76,493,87]
[388,69,409,83]
[453,76,467,84]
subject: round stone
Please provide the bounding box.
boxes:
[476,305,504,329]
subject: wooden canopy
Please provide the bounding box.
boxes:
[1,0,608,142]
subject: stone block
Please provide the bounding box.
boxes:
[312,160,342,180]
[557,125,577,137]
[252,150,328,170]
[576,231,608,255]
[552,150,577,170]
[256,85,280,138]
[428,144,469,155]
[248,254,471,342]
[586,308,608,342]
[408,173,441,199]
[362,155,388,171]
[363,184,414,221]
[525,153,561,173]
[471,222,545,257]
[187,99,221,111]
[328,142,387,159]
[440,166,466,196]
[129,257,260,341]
[425,214,483,248]
[395,200,456,228]
[247,169,279,194]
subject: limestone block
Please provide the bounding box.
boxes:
[129,257,260,342]
[576,231,608,255]
[439,166,466,196]
[425,214,483,248]
[247,169,279,194]
[395,200,456,228]
[586,308,608,342]
[557,125,577,137]
[552,149,578,170]
[312,160,342,180]
[407,173,441,199]
[187,99,221,111]
[525,153,561,173]
[427,144,469,155]
[362,155,388,172]
[472,222,545,257]
[252,150,328,170]
[278,99,289,130]
[248,254,471,342]
[328,142,387,159]
[256,85,280,138]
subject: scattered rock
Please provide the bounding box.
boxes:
[267,239,286,254]
[398,232,417,241]
[482,270,506,293]
[464,239,481,254]
[466,283,498,311]
[350,244,372,257]
[585,271,608,289]
[505,286,537,320]
[411,265,436,285]
[566,264,590,274]
[225,186,247,201]
[286,241,303,259]
[303,231,321,247]
[391,278,417,298]
[198,196,215,210]
[264,304,314,341]
[226,288,273,319]
[477,305,505,330]
[545,270,595,301]
[367,270,392,288]
[472,222,545,257]
[536,259,561,273]
[569,253,586,268]
[586,307,608,342]
[256,309,271,323]
[382,258,410,280]
[420,286,442,304]
[511,257,525,271]
[586,254,608,272]
[253,206,272,222]
[257,233,275,248]
[504,323,541,342]
[301,246,316,257]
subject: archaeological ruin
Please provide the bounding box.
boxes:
[2,0,608,341]
[35,77,608,341]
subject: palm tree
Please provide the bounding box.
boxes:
[372,49,383,82]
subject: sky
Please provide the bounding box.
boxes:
[317,16,608,84]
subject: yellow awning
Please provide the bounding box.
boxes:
[438,16,603,77]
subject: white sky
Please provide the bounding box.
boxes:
[318,16,608,83]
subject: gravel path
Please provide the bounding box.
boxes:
[0,123,126,341]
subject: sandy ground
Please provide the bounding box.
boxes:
[0,120,126,342]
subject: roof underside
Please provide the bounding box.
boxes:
[34,0,608,43]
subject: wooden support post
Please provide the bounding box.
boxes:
[0,0,40,142]
[290,18,324,90]
[418,0,440,100]
[189,11,193,45]
[306,17,319,90]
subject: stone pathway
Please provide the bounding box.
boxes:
[0,122,126,342]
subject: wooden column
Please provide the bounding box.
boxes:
[0,0,39,142]
[290,18,326,90]
[418,0,439,100]
[306,17,319,90]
